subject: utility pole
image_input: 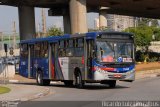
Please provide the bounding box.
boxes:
[0,32,3,50]
[42,8,47,37]
[36,22,41,38]
[12,21,16,49]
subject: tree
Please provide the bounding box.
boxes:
[47,26,64,36]
[125,26,153,52]
[152,27,160,41]
[138,18,159,27]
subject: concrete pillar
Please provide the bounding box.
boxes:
[18,6,36,40]
[69,0,88,34]
[99,9,107,30]
[63,13,71,34]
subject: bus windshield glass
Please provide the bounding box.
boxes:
[97,41,133,63]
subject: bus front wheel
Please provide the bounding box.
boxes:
[108,80,116,88]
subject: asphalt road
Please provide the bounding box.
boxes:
[18,77,160,107]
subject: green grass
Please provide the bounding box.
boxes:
[0,86,11,94]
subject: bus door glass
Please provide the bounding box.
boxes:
[86,39,95,79]
[29,44,35,78]
[19,43,29,77]
[50,43,58,79]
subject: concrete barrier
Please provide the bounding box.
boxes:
[0,65,15,78]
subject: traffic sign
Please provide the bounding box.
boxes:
[9,47,14,55]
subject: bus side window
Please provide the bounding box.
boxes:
[65,40,69,48]
[59,48,66,57]
[39,42,48,58]
[20,44,28,58]
[69,40,73,48]
[59,41,64,48]
[35,43,40,58]
[78,39,84,47]
[74,38,84,57]
[30,45,34,58]
[64,40,73,57]
[58,41,66,57]
[75,39,78,47]
[43,42,48,58]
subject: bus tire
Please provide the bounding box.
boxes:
[64,80,73,87]
[36,71,43,86]
[43,79,51,86]
[108,80,116,88]
[36,71,50,86]
[75,71,84,89]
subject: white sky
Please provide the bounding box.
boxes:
[0,6,98,34]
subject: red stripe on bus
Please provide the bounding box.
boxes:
[51,60,55,78]
[100,67,115,71]
[81,56,85,64]
[92,67,115,71]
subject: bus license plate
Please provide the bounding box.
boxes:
[114,74,122,78]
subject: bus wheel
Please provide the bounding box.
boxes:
[43,79,51,86]
[108,80,116,88]
[36,71,50,86]
[64,81,73,87]
[36,71,43,86]
[75,72,84,88]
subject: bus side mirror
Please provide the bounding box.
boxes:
[100,50,104,57]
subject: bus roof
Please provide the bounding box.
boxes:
[20,31,133,44]
[20,34,70,44]
[86,31,133,39]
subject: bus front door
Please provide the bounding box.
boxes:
[28,44,35,78]
[50,43,62,80]
[86,40,94,80]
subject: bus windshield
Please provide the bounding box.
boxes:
[97,41,133,63]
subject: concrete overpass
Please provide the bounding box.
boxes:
[0,0,160,40]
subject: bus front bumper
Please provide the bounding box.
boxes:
[93,69,135,81]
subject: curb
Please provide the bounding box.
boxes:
[22,87,50,101]
[8,87,50,102]
[9,80,19,83]
[2,80,51,102]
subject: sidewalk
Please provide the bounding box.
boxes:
[0,76,50,101]
[8,74,36,83]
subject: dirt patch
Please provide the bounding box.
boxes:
[136,62,160,71]
[10,74,36,83]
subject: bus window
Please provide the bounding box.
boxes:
[64,40,69,48]
[40,42,48,58]
[74,38,84,57]
[59,41,64,48]
[30,45,34,58]
[66,48,74,57]
[59,48,66,57]
[78,39,84,47]
[74,48,84,57]
[20,44,28,58]
[69,40,74,47]
[73,39,78,47]
[34,43,41,58]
